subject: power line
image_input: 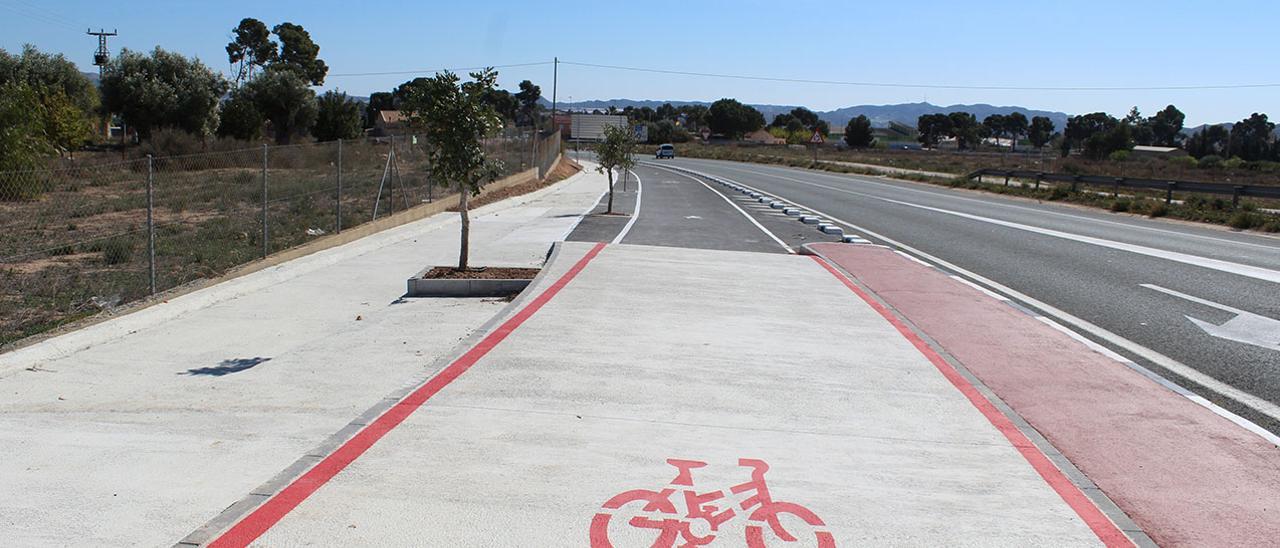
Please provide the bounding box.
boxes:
[559,60,1280,92]
[0,0,81,32]
[327,61,553,78]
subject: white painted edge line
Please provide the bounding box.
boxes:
[719,164,1280,285]
[950,275,1011,302]
[1034,316,1280,447]
[679,164,1280,442]
[697,158,1280,251]
[610,169,643,245]
[644,163,795,254]
[893,249,932,267]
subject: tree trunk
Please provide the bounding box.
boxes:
[1010,133,1017,153]
[605,168,615,214]
[458,184,470,271]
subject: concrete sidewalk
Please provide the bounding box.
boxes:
[0,166,609,546]
[205,242,1118,547]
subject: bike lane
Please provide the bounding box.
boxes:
[208,242,1113,546]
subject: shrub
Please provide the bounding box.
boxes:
[1223,157,1245,170]
[1048,186,1070,200]
[88,238,135,265]
[1148,202,1168,218]
[1227,212,1260,230]
[137,128,206,158]
[1110,199,1131,213]
[1261,220,1280,233]
[1108,150,1130,162]
[1168,155,1198,169]
[1197,155,1223,169]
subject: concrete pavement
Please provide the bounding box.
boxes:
[0,165,610,546]
[206,242,1121,547]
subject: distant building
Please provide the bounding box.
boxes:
[1130,145,1188,158]
[570,114,628,142]
[371,110,406,136]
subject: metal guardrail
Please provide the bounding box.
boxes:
[967,168,1280,205]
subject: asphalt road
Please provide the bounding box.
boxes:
[567,163,794,253]
[646,157,1280,435]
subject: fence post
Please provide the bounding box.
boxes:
[1113,178,1122,198]
[336,138,343,234]
[1166,182,1175,204]
[261,144,268,259]
[146,154,156,295]
[1071,176,1079,193]
[1233,186,1243,208]
[1035,173,1043,190]
[1004,173,1009,187]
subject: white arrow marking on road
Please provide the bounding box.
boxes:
[1142,284,1280,352]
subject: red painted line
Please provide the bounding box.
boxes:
[208,242,608,548]
[808,255,1132,548]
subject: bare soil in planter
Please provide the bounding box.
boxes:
[421,266,541,280]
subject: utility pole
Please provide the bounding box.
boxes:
[87,28,117,139]
[551,57,558,133]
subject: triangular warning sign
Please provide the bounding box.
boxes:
[809,130,824,144]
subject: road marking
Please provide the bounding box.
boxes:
[709,164,1280,285]
[611,169,643,245]
[809,255,1132,548]
[645,163,795,254]
[698,160,1280,252]
[679,166,1280,436]
[205,243,609,548]
[1141,284,1280,353]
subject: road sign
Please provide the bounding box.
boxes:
[634,124,648,143]
[809,130,825,144]
[700,128,711,141]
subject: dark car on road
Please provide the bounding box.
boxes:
[655,144,676,159]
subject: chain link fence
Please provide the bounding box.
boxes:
[0,130,553,348]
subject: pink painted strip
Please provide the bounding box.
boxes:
[810,242,1280,548]
[208,242,608,548]
[809,254,1132,547]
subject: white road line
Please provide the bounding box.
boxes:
[680,166,1280,436]
[646,164,795,254]
[699,160,1280,251]
[611,169,643,244]
[951,275,1011,302]
[709,164,1280,284]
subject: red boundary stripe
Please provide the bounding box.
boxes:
[809,255,1132,548]
[208,242,608,547]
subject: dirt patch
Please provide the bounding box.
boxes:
[448,157,582,212]
[9,252,99,274]
[421,266,541,280]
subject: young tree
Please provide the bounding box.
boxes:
[844,115,875,149]
[100,47,228,138]
[599,125,640,215]
[594,124,637,215]
[1061,112,1118,157]
[40,91,91,156]
[981,114,1007,148]
[1028,116,1055,150]
[241,69,317,144]
[707,98,764,139]
[225,18,277,86]
[401,68,505,270]
[312,90,362,141]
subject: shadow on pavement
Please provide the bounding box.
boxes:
[181,357,272,376]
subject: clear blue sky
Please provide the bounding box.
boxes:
[3,0,1277,125]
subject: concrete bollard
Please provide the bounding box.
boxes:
[784,208,803,216]
[800,216,822,224]
[842,234,870,244]
[820,225,844,235]
[770,202,786,209]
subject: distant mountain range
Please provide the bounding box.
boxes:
[549,99,1071,130]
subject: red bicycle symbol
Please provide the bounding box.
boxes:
[590,458,835,547]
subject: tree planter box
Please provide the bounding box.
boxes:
[406,267,540,298]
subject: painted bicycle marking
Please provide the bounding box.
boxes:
[590,458,835,547]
